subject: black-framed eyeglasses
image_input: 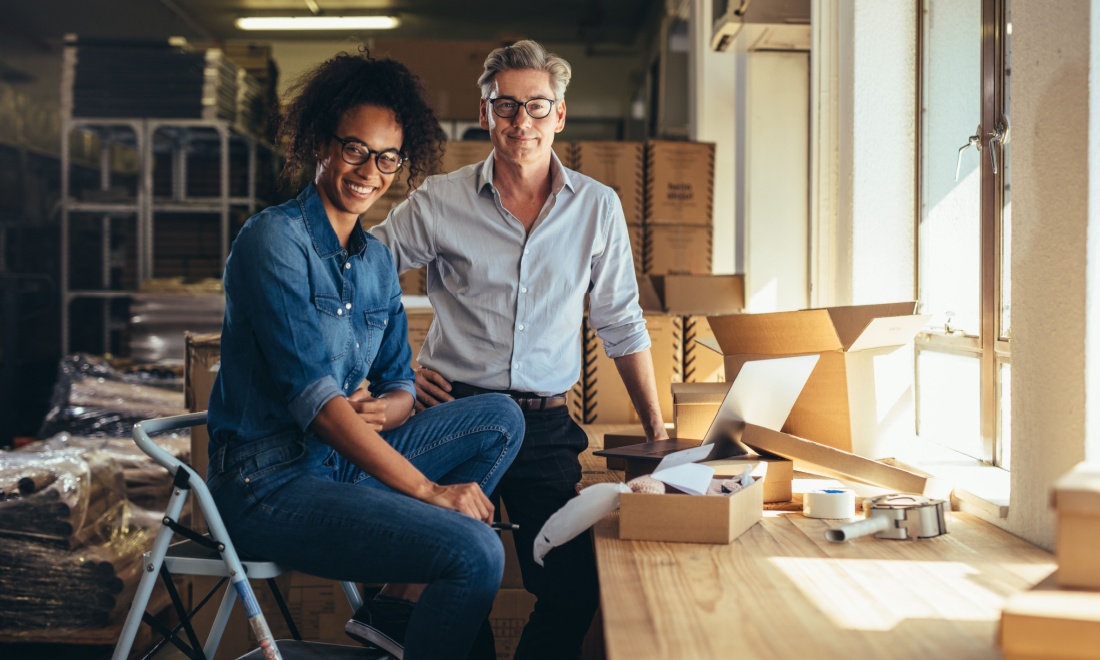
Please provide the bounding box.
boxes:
[331,135,406,174]
[488,97,556,119]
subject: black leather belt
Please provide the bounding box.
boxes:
[450,381,567,412]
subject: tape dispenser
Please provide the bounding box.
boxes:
[825,494,948,542]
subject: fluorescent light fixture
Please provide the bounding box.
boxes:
[235,16,400,30]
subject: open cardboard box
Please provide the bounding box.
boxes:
[619,464,765,544]
[703,302,931,457]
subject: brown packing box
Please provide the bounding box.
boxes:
[358,174,411,226]
[626,223,645,277]
[705,302,931,455]
[190,573,357,660]
[370,40,501,120]
[491,588,537,660]
[644,225,713,275]
[602,433,649,471]
[573,141,644,225]
[636,274,744,316]
[1000,571,1100,660]
[645,140,715,226]
[552,141,575,169]
[741,423,939,495]
[399,268,427,297]
[574,314,682,424]
[440,140,494,174]
[684,315,729,383]
[619,466,765,544]
[1052,463,1100,589]
[185,332,220,531]
[671,381,727,441]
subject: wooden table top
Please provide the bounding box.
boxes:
[578,425,1055,660]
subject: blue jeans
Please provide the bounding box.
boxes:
[207,394,524,660]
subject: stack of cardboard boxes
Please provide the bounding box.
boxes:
[1000,463,1100,658]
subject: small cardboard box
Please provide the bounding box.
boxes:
[645,140,715,226]
[1052,463,1100,589]
[552,141,575,169]
[399,268,427,296]
[573,141,644,225]
[1000,571,1100,660]
[643,225,713,275]
[705,302,930,456]
[619,468,764,544]
[636,274,744,316]
[671,382,727,441]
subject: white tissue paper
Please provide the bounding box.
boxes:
[533,482,633,566]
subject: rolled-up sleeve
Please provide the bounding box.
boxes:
[587,193,651,359]
[371,182,439,273]
[227,219,343,431]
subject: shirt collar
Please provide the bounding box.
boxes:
[297,184,369,258]
[477,147,576,196]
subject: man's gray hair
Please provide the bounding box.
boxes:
[478,40,572,101]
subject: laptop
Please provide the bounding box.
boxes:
[594,354,820,468]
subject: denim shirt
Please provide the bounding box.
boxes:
[207,184,416,455]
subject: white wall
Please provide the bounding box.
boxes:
[1088,0,1100,463]
[827,1,917,307]
[689,0,738,275]
[1008,1,1091,548]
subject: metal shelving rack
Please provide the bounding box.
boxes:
[59,114,272,355]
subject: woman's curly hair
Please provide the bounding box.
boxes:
[277,49,446,194]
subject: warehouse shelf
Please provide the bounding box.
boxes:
[60,117,277,355]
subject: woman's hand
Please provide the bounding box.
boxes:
[414,367,455,410]
[422,482,494,523]
[348,388,388,431]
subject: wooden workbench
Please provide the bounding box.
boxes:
[578,425,1055,660]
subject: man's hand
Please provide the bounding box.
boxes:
[414,367,455,410]
[422,482,494,523]
[348,388,388,431]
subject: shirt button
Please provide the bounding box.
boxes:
[524,249,530,255]
[343,381,349,389]
[345,303,352,310]
[513,362,520,369]
[356,342,360,349]
[518,324,525,330]
[337,309,343,316]
[521,287,528,293]
[344,262,351,270]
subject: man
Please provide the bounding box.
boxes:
[371,40,667,659]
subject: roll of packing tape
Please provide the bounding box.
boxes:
[803,489,856,519]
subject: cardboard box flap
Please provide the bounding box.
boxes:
[1052,462,1100,513]
[706,310,843,355]
[846,314,931,352]
[637,275,744,315]
[825,302,918,350]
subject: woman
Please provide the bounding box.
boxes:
[205,51,524,660]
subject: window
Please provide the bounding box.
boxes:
[917,0,1011,468]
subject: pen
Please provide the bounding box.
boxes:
[491,521,520,531]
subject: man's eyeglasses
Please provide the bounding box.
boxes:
[488,97,556,120]
[331,135,406,174]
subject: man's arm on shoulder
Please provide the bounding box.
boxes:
[613,350,668,441]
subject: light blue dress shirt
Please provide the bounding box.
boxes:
[371,150,650,396]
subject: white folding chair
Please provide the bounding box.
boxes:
[113,412,389,660]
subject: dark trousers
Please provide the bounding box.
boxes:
[463,403,600,660]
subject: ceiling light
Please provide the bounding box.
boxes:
[235,16,400,31]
